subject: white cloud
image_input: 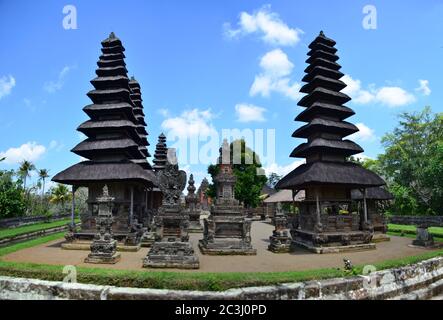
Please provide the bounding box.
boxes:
[350,123,376,142]
[264,160,305,178]
[375,87,416,107]
[0,75,16,99]
[158,108,170,117]
[235,103,267,122]
[250,49,302,101]
[44,65,75,93]
[342,74,416,107]
[48,140,65,152]
[0,142,46,165]
[161,108,216,138]
[415,79,431,96]
[224,5,303,46]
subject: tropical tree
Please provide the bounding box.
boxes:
[50,184,72,212]
[378,107,443,215]
[0,169,26,218]
[18,160,35,191]
[38,169,50,198]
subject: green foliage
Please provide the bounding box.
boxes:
[18,160,35,191]
[0,170,26,219]
[49,184,72,212]
[378,107,443,215]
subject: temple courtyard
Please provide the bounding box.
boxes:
[2,220,437,273]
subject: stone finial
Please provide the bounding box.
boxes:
[109,32,116,39]
[320,30,325,36]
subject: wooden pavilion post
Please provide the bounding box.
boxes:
[71,186,78,226]
[130,186,134,225]
[363,188,368,223]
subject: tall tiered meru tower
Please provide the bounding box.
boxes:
[276,31,385,254]
[53,33,156,245]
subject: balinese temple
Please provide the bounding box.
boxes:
[53,33,156,247]
[276,31,386,253]
[351,187,394,242]
[153,133,168,171]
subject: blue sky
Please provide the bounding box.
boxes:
[0,0,442,189]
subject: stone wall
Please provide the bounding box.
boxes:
[1,256,443,300]
[0,214,71,229]
[389,215,443,227]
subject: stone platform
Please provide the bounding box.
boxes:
[372,234,391,243]
[293,240,376,254]
[62,241,141,252]
[143,242,199,269]
[84,252,121,264]
[198,239,257,255]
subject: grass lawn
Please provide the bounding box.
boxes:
[0,219,80,240]
[388,224,443,241]
[1,232,443,291]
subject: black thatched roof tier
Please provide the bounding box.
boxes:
[101,44,125,54]
[96,66,128,77]
[304,58,341,73]
[292,119,358,138]
[300,75,346,94]
[295,103,355,122]
[297,87,351,108]
[87,88,131,104]
[306,50,339,63]
[131,159,151,170]
[302,66,344,83]
[290,138,363,158]
[83,103,137,123]
[90,76,128,89]
[52,161,156,185]
[351,187,394,200]
[72,138,144,159]
[276,162,385,190]
[308,31,336,48]
[101,32,123,47]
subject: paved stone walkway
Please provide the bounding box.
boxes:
[2,221,437,273]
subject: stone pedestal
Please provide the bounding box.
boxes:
[84,186,121,264]
[199,140,256,255]
[268,203,291,253]
[413,225,434,247]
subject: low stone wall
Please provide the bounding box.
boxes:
[0,225,72,248]
[389,216,443,227]
[1,256,443,300]
[0,214,71,229]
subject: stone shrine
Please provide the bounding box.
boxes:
[143,152,199,269]
[185,174,203,232]
[268,203,292,253]
[199,140,256,255]
[84,185,121,264]
[413,224,435,248]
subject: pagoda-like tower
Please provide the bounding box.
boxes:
[185,174,202,232]
[128,76,151,170]
[53,33,156,246]
[276,32,385,253]
[197,177,210,210]
[153,133,168,171]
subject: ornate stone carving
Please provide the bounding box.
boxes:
[84,185,121,264]
[185,174,202,232]
[412,224,435,247]
[268,203,292,253]
[143,151,199,269]
[199,140,256,255]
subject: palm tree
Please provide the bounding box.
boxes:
[38,169,50,198]
[50,184,72,212]
[18,160,35,191]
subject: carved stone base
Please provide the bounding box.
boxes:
[268,231,292,253]
[198,239,257,255]
[62,240,141,252]
[372,233,391,243]
[84,252,121,264]
[292,229,375,254]
[412,227,435,248]
[140,231,156,247]
[412,239,435,247]
[143,242,199,269]
[293,240,376,254]
[84,239,121,264]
